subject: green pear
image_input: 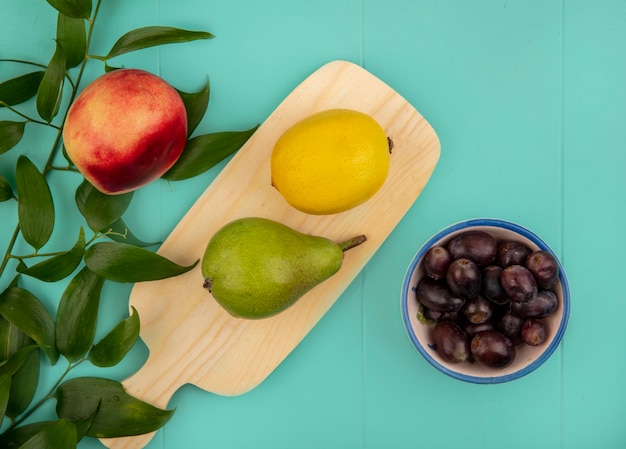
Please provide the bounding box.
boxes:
[201,217,366,319]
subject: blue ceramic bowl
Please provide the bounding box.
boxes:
[401,218,570,384]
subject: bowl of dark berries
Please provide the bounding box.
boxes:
[401,218,570,384]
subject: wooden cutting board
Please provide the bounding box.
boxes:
[101,60,440,449]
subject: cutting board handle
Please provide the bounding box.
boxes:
[100,354,183,449]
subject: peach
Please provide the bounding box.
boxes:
[63,69,187,194]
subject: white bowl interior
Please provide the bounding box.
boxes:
[401,219,570,384]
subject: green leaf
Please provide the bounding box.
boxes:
[74,178,91,216]
[15,261,27,274]
[46,0,92,19]
[18,418,77,449]
[0,121,26,155]
[0,374,10,423]
[57,13,86,68]
[8,275,20,288]
[37,41,66,122]
[106,217,160,247]
[19,227,86,282]
[0,315,31,361]
[104,61,119,73]
[56,377,174,437]
[176,78,210,136]
[6,347,39,419]
[56,267,104,362]
[76,181,157,246]
[105,26,214,60]
[0,71,45,107]
[0,287,58,364]
[0,421,50,447]
[61,143,74,167]
[88,307,139,367]
[84,242,197,283]
[0,173,15,202]
[0,345,37,377]
[16,156,55,251]
[83,187,133,233]
[163,126,258,181]
[73,402,99,441]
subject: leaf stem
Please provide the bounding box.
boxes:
[43,0,103,175]
[10,358,85,429]
[83,228,129,247]
[10,249,68,260]
[0,226,20,280]
[0,59,48,69]
[0,0,104,283]
[0,101,60,129]
[48,165,80,173]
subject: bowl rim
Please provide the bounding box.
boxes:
[401,217,571,384]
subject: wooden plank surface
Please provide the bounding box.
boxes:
[101,60,440,449]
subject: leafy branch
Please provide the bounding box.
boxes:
[0,0,258,446]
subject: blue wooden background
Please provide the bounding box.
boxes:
[2,0,625,448]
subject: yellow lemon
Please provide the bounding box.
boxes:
[271,108,391,215]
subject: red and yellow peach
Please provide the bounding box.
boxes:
[63,69,187,194]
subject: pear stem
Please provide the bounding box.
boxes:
[338,235,367,252]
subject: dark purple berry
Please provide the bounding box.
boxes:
[501,265,537,303]
[526,250,560,289]
[461,294,493,324]
[471,330,516,368]
[446,258,481,298]
[521,319,547,346]
[415,278,465,313]
[497,241,533,267]
[447,230,497,266]
[433,320,470,363]
[482,265,508,305]
[424,246,452,281]
[510,289,558,319]
[464,321,495,337]
[498,311,524,345]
